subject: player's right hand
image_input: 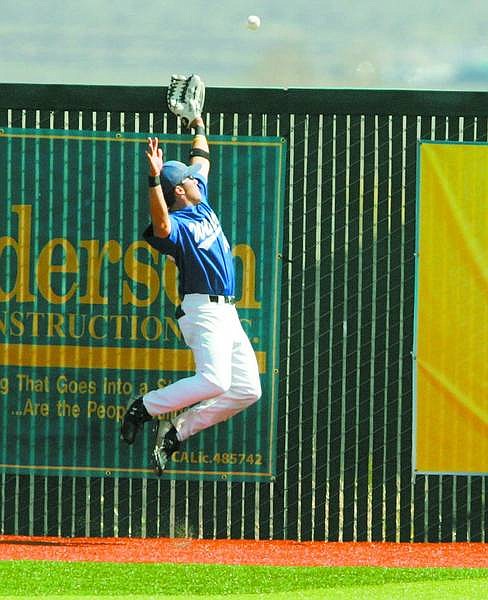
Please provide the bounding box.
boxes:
[145,137,163,176]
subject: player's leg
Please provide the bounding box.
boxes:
[154,316,261,473]
[122,301,234,446]
[150,302,238,470]
[144,304,234,414]
[173,308,261,441]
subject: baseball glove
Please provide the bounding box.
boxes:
[167,74,205,128]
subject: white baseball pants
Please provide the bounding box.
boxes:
[143,294,262,441]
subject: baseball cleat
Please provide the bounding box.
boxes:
[152,420,180,476]
[120,396,152,445]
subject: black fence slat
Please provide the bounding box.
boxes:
[32,476,46,536]
[455,477,469,542]
[215,481,228,539]
[243,481,257,540]
[371,118,388,542]
[16,475,31,536]
[116,478,131,537]
[159,481,174,538]
[378,114,399,542]
[469,477,484,542]
[313,114,335,542]
[185,480,201,539]
[341,115,361,542]
[299,113,320,541]
[399,114,418,542]
[284,112,307,541]
[173,479,190,538]
[230,481,244,539]
[467,477,482,542]
[327,113,347,542]
[441,476,455,542]
[101,477,116,537]
[88,477,103,537]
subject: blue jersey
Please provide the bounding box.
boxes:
[143,173,235,298]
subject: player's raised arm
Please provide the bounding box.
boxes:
[145,137,171,239]
[189,116,210,180]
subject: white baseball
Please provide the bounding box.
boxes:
[247,15,261,30]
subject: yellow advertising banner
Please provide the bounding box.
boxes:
[415,142,488,474]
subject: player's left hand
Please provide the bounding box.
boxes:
[146,137,163,176]
[167,74,205,129]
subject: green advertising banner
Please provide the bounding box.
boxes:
[0,128,286,481]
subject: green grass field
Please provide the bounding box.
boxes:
[0,562,487,599]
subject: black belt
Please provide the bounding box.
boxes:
[176,295,235,319]
[209,295,235,304]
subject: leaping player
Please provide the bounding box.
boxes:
[120,75,262,474]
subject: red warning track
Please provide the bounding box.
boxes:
[0,536,487,567]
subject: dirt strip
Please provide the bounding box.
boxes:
[0,536,487,567]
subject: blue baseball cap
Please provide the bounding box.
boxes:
[160,160,201,204]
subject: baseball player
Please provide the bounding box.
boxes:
[121,75,262,474]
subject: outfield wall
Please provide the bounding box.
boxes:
[0,84,487,541]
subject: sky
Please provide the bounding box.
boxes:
[1,0,487,90]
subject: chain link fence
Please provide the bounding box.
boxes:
[1,84,487,541]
